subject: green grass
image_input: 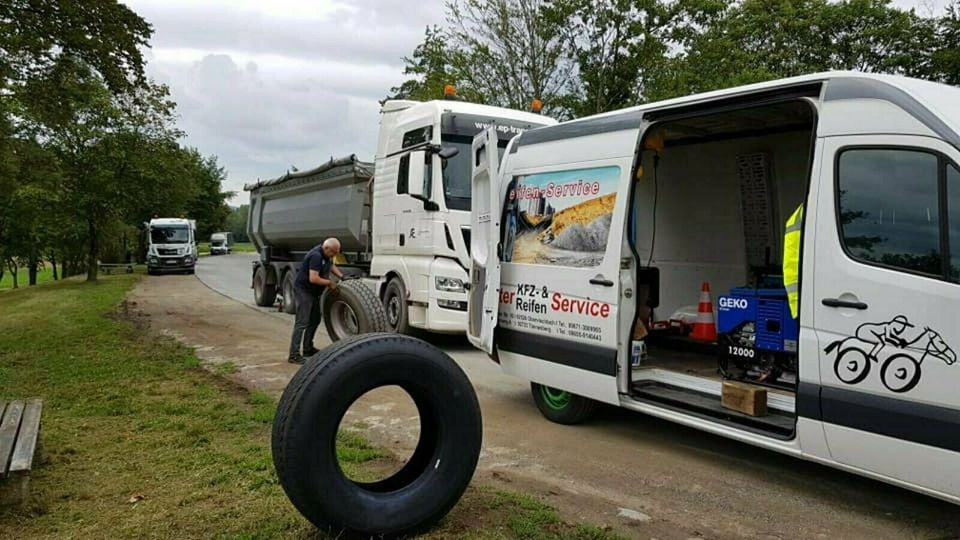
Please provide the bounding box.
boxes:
[0,275,623,539]
[0,265,56,289]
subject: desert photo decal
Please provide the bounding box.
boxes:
[502,166,619,268]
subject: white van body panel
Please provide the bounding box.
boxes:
[476,71,960,504]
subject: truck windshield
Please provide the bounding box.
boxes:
[151,226,190,244]
[440,135,506,211]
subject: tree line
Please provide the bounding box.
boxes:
[0,0,233,287]
[392,0,960,118]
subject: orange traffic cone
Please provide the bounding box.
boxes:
[690,281,717,342]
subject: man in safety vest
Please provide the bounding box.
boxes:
[782,205,803,319]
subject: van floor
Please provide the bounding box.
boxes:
[638,343,796,396]
[631,343,797,438]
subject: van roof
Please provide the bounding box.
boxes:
[518,71,960,147]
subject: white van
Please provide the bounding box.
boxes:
[468,72,960,504]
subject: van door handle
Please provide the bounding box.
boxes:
[590,276,615,287]
[822,298,868,310]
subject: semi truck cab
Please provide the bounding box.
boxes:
[146,218,198,275]
[370,98,556,334]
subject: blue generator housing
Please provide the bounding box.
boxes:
[717,288,799,353]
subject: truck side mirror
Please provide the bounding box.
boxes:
[437,146,460,160]
[407,150,428,200]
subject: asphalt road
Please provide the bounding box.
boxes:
[186,253,960,539]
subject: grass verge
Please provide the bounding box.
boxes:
[0,275,622,539]
[0,265,56,290]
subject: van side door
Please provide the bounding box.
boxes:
[814,134,960,497]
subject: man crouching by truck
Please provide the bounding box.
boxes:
[288,238,344,364]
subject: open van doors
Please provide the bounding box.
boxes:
[467,127,501,354]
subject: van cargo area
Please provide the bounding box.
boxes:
[628,99,816,437]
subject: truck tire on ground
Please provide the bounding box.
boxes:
[322,279,387,341]
[253,266,277,307]
[281,272,297,314]
[383,277,412,334]
[531,383,599,425]
[272,334,483,537]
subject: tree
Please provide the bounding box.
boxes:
[389,26,476,102]
[225,205,250,243]
[184,153,234,239]
[445,0,575,114]
[930,1,960,85]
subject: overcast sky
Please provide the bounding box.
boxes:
[123,0,950,205]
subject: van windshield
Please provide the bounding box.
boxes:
[440,134,506,211]
[151,226,190,244]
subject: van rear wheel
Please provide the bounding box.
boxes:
[530,383,598,425]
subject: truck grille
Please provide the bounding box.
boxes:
[158,248,180,256]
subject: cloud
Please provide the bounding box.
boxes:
[127,0,447,203]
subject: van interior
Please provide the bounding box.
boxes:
[628,99,817,438]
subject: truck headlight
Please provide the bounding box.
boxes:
[435,276,466,293]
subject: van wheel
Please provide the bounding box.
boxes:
[382,277,411,334]
[322,280,387,341]
[253,266,277,307]
[531,383,598,425]
[281,272,297,314]
[272,334,482,537]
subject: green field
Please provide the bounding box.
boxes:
[0,275,621,539]
[0,265,57,290]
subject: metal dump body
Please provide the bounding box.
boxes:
[245,155,374,255]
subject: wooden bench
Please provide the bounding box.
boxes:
[0,400,43,506]
[99,263,134,275]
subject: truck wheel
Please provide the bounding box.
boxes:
[253,266,277,307]
[531,383,599,425]
[322,280,387,341]
[282,272,297,314]
[383,277,411,334]
[272,334,482,537]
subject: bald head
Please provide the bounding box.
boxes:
[322,238,341,257]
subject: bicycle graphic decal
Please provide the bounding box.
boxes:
[824,315,957,393]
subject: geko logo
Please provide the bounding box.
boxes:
[719,297,749,310]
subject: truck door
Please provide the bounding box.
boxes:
[468,127,501,354]
[814,135,960,496]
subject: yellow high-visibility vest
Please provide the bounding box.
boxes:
[783,205,803,319]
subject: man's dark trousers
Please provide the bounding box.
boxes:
[289,286,322,357]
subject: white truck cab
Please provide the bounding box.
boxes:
[370,98,556,334]
[146,218,198,275]
[469,72,960,504]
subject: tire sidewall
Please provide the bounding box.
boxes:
[277,336,482,535]
[383,278,410,334]
[282,272,297,314]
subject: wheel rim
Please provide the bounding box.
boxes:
[540,386,571,411]
[386,294,401,327]
[331,300,360,337]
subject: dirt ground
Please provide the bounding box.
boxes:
[129,274,960,539]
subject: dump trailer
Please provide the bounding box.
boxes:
[245,94,555,337]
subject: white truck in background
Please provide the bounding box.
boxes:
[246,93,555,336]
[210,232,232,255]
[146,217,198,275]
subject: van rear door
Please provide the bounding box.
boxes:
[468,127,502,354]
